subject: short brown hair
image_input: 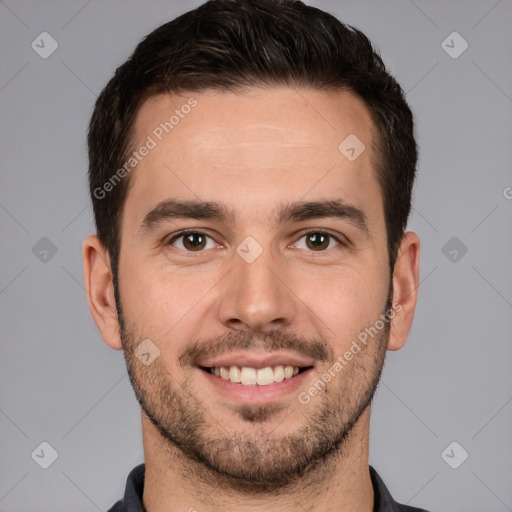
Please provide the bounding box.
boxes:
[88,0,417,289]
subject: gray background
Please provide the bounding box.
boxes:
[1,0,511,510]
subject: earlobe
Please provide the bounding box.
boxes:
[82,234,123,350]
[387,231,421,351]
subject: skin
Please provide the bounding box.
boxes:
[83,87,420,512]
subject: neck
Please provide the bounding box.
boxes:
[141,407,374,512]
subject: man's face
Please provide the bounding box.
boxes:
[116,87,392,486]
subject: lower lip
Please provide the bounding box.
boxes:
[199,368,312,404]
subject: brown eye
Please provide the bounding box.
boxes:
[183,232,206,251]
[293,231,343,252]
[305,232,330,251]
[169,231,213,252]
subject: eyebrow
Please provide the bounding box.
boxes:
[139,198,369,237]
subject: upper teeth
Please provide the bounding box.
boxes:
[211,365,300,385]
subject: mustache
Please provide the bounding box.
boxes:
[179,330,332,367]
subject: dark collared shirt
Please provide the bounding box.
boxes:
[107,464,431,511]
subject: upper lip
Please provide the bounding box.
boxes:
[198,352,315,370]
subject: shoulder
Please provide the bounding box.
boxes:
[106,463,146,512]
[395,505,431,512]
[369,465,431,512]
[106,501,125,512]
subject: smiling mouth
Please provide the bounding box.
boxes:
[200,365,313,386]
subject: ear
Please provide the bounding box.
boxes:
[82,234,123,350]
[387,231,421,351]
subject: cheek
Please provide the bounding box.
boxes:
[119,256,219,338]
[309,266,388,355]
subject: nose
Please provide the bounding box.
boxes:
[216,244,298,334]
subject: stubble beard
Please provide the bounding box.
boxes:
[117,298,390,492]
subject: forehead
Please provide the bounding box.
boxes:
[134,87,375,154]
[124,87,382,232]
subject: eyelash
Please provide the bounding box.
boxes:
[165,229,346,254]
